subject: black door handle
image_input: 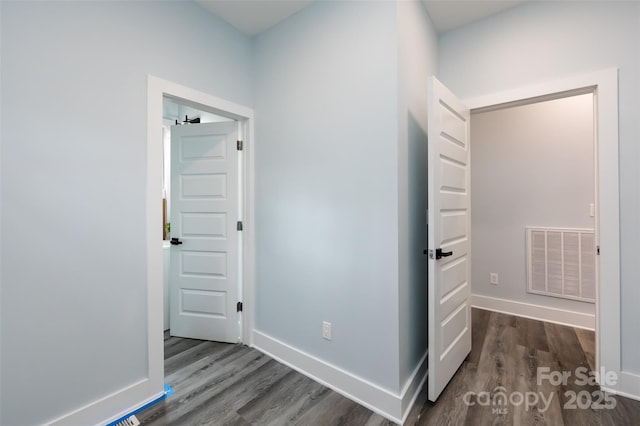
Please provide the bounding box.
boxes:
[436,248,453,259]
[423,248,454,259]
[170,237,183,245]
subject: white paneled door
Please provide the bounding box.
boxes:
[170,121,239,343]
[427,77,472,401]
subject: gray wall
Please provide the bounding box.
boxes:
[0,1,252,424]
[471,94,595,314]
[439,0,640,374]
[253,0,401,392]
[397,0,438,388]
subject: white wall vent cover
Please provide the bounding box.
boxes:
[526,227,596,303]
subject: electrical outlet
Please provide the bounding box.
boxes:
[490,273,499,285]
[322,321,332,340]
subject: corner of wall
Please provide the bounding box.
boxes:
[396,0,438,389]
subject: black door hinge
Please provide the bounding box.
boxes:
[237,221,243,231]
[237,140,243,151]
[237,301,243,312]
[597,245,600,255]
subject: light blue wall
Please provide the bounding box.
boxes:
[253,0,401,391]
[439,0,640,374]
[397,0,438,389]
[0,1,252,424]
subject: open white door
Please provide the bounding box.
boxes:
[170,120,239,343]
[427,77,472,401]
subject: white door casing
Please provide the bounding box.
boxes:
[170,120,239,343]
[463,69,620,395]
[427,76,472,401]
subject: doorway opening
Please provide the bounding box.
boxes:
[146,75,256,397]
[463,68,620,389]
[161,98,238,337]
[470,92,597,319]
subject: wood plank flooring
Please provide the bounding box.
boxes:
[136,309,640,425]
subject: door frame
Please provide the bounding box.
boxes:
[146,75,256,384]
[463,68,619,390]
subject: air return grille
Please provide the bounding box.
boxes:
[526,227,595,303]
[114,415,140,426]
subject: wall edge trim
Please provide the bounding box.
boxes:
[602,371,640,402]
[471,294,595,330]
[252,330,427,424]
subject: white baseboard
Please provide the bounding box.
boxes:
[400,351,428,423]
[602,371,640,402]
[252,330,428,424]
[46,378,164,426]
[471,294,595,330]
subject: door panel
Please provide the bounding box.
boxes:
[427,77,472,401]
[170,121,239,343]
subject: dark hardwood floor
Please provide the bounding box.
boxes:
[136,309,640,425]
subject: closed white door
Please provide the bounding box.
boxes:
[170,120,239,343]
[427,76,472,401]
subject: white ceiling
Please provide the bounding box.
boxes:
[423,0,526,33]
[195,0,527,36]
[195,0,314,36]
